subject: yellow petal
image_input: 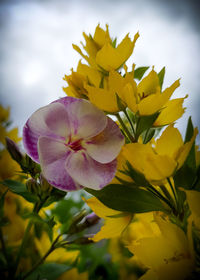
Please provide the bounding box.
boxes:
[154,97,186,126]
[185,190,200,229]
[160,79,180,105]
[157,259,194,280]
[86,85,118,112]
[155,125,183,158]
[58,268,88,280]
[115,32,139,66]
[92,215,131,242]
[96,32,139,71]
[144,153,177,181]
[85,196,120,218]
[121,83,138,113]
[77,60,101,87]
[122,143,153,175]
[96,42,124,71]
[175,127,198,169]
[154,214,189,254]
[123,143,177,181]
[82,32,99,59]
[137,69,160,97]
[93,24,111,47]
[138,93,164,115]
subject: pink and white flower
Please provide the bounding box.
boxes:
[23,97,124,191]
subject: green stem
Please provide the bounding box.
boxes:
[148,185,175,213]
[14,199,46,277]
[123,109,136,137]
[167,177,179,211]
[22,234,62,280]
[13,219,33,276]
[0,228,10,267]
[116,113,135,142]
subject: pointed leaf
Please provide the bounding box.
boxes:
[85,184,165,213]
[1,180,37,203]
[134,67,149,80]
[158,67,165,89]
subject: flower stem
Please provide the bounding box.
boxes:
[13,219,33,276]
[21,234,61,280]
[123,109,136,137]
[116,113,135,142]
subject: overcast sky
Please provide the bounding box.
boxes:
[0,0,199,141]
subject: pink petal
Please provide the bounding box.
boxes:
[83,117,124,163]
[38,136,81,191]
[54,97,107,139]
[65,150,117,190]
[23,102,70,162]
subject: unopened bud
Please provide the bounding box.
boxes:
[73,235,94,245]
[68,209,87,234]
[5,137,23,164]
[84,212,100,227]
[26,178,39,194]
[40,175,53,193]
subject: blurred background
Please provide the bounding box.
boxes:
[0,0,199,140]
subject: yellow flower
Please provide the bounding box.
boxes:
[58,268,88,280]
[0,149,21,180]
[63,60,102,99]
[84,196,132,242]
[85,64,137,113]
[122,68,185,124]
[73,24,139,71]
[127,213,195,280]
[123,125,198,183]
[0,104,10,122]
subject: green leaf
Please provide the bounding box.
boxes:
[134,67,149,80]
[124,161,150,187]
[185,116,194,143]
[85,184,165,213]
[143,128,155,144]
[135,112,159,139]
[0,190,8,219]
[158,67,165,89]
[26,263,71,280]
[112,37,117,48]
[1,180,37,203]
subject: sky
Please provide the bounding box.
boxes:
[0,0,199,140]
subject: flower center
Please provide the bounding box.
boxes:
[68,139,83,151]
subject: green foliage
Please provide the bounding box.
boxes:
[26,263,71,280]
[1,180,37,203]
[174,117,198,190]
[134,66,149,80]
[85,184,165,213]
[135,112,159,140]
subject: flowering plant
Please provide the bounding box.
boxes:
[0,24,200,280]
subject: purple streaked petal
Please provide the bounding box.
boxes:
[65,150,117,190]
[23,103,69,162]
[54,97,107,139]
[38,136,81,191]
[83,117,124,163]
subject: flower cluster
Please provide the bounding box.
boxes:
[1,24,200,280]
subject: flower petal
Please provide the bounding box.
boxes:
[154,97,186,126]
[54,97,107,139]
[38,136,81,191]
[65,150,117,189]
[155,125,184,158]
[23,102,70,162]
[83,117,124,163]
